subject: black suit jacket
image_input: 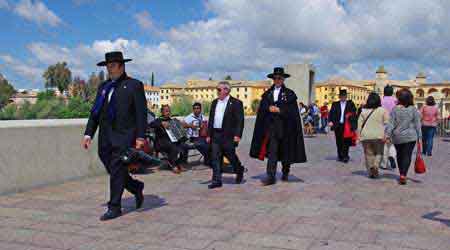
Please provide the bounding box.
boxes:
[208,96,244,141]
[84,73,147,149]
[329,100,357,130]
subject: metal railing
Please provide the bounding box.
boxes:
[437,118,450,137]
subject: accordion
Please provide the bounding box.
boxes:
[165,118,187,142]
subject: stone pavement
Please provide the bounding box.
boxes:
[1,134,450,250]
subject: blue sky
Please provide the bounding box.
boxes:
[1,0,450,89]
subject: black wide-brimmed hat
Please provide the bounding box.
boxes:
[267,67,290,79]
[339,89,348,96]
[97,51,132,66]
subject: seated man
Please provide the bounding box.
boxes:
[182,102,210,165]
[149,105,186,174]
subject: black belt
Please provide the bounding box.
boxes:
[214,128,224,132]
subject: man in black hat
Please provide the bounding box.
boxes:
[328,89,357,163]
[82,51,147,220]
[250,67,307,185]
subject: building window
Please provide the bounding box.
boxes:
[244,94,248,98]
[245,88,248,92]
[237,88,240,92]
[237,94,240,99]
[324,95,327,99]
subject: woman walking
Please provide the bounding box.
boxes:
[420,96,440,156]
[358,92,389,178]
[385,89,422,185]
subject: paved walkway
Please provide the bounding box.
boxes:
[1,135,450,250]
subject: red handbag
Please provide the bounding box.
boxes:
[415,142,426,174]
[343,112,357,146]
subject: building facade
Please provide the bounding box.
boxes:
[158,80,271,114]
[315,66,450,117]
[143,85,160,110]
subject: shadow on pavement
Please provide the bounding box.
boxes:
[351,170,422,183]
[102,194,167,214]
[422,211,450,228]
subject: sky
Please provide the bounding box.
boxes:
[1,0,450,89]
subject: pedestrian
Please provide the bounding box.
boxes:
[328,89,357,163]
[358,92,389,178]
[420,96,440,156]
[82,51,146,220]
[380,85,397,169]
[250,67,307,185]
[385,89,422,185]
[320,102,329,133]
[206,81,245,189]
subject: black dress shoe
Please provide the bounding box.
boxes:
[281,173,289,182]
[342,157,349,163]
[262,177,276,186]
[208,182,222,189]
[236,172,244,184]
[135,184,144,209]
[100,209,122,221]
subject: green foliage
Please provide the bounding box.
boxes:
[0,94,92,120]
[224,75,232,80]
[43,62,72,93]
[37,90,56,101]
[171,96,193,117]
[202,100,212,115]
[0,76,15,109]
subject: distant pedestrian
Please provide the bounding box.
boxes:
[385,89,422,185]
[320,102,329,133]
[420,96,440,156]
[358,92,389,178]
[380,85,397,169]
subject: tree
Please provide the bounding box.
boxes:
[208,77,213,81]
[151,72,155,86]
[251,99,261,114]
[201,101,212,115]
[43,62,72,94]
[70,76,88,100]
[0,75,15,109]
[87,72,101,101]
[224,75,232,80]
[171,96,193,116]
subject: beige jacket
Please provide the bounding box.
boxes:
[358,107,389,141]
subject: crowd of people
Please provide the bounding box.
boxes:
[82,51,437,221]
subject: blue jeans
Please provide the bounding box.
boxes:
[320,117,328,133]
[421,126,436,155]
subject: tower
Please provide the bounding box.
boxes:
[284,64,316,104]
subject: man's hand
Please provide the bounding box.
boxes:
[82,136,91,150]
[269,105,280,113]
[233,136,241,143]
[328,122,334,127]
[206,136,211,144]
[161,121,170,129]
[385,138,391,144]
[135,139,145,149]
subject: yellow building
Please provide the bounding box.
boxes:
[159,80,271,114]
[315,66,450,117]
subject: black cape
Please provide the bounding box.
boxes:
[249,84,307,164]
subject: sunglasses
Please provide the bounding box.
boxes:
[217,88,229,92]
[273,77,284,80]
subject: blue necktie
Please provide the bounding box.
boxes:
[91,80,118,122]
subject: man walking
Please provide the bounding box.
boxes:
[82,51,147,220]
[328,89,357,163]
[250,67,307,185]
[206,81,245,189]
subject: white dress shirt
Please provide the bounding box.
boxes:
[340,101,347,124]
[184,113,206,138]
[273,86,281,102]
[213,95,230,129]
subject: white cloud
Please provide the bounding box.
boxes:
[6,0,450,89]
[0,55,43,83]
[14,0,62,27]
[0,0,10,9]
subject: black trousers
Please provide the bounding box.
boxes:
[394,141,416,176]
[210,130,243,184]
[181,137,210,164]
[333,124,351,160]
[98,126,143,210]
[267,132,290,179]
[158,138,185,167]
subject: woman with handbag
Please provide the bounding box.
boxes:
[385,89,422,185]
[358,92,389,178]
